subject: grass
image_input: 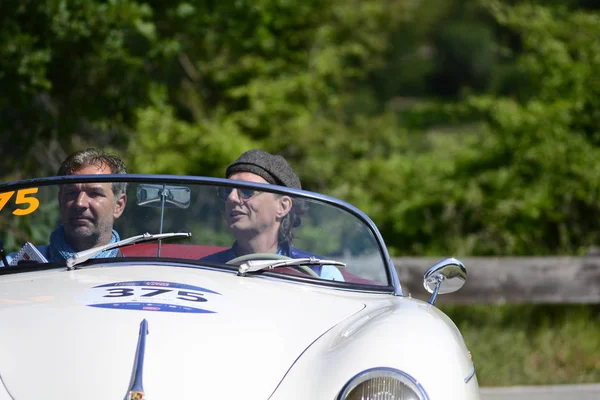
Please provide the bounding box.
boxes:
[439,304,600,387]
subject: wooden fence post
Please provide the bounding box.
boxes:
[392,256,600,304]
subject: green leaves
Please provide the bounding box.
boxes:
[2,0,600,256]
[0,0,167,175]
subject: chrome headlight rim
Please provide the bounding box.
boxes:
[337,367,429,400]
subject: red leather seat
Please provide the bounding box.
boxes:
[121,244,383,285]
[121,243,227,259]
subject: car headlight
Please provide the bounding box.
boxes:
[338,367,429,400]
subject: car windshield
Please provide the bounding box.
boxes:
[0,175,393,288]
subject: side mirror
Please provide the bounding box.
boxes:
[423,257,467,305]
[136,184,191,209]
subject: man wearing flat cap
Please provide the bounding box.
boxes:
[227,148,303,190]
[202,149,343,281]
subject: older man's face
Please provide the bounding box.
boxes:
[224,172,290,239]
[59,164,127,251]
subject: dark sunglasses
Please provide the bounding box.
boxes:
[217,187,262,201]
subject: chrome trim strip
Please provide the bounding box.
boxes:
[464,365,476,384]
[126,319,149,399]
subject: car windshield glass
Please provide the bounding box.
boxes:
[0,176,391,287]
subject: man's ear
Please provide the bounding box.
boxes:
[113,193,127,219]
[276,196,292,218]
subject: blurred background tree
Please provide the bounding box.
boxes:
[1,0,599,257]
[0,0,176,176]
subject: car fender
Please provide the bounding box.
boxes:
[271,295,479,400]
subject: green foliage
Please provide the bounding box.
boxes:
[4,0,600,257]
[0,0,175,177]
[443,304,600,386]
[129,86,255,177]
[346,2,600,256]
[128,0,410,177]
[451,2,600,254]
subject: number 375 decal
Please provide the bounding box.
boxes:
[84,281,222,314]
[103,287,207,302]
[0,188,40,216]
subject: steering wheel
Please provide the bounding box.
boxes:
[227,253,320,278]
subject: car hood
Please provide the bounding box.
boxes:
[0,264,365,399]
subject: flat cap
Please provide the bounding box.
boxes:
[226,149,301,189]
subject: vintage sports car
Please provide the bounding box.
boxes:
[0,174,479,399]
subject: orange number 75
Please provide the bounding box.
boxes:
[0,188,40,216]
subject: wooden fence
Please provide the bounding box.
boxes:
[392,256,600,304]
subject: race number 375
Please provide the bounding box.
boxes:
[0,189,40,216]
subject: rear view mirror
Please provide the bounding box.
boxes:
[136,184,191,209]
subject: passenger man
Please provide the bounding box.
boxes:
[202,149,343,281]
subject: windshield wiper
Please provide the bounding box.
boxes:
[66,232,192,270]
[238,257,346,276]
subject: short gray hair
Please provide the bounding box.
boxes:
[57,148,128,196]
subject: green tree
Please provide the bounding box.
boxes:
[128,0,410,178]
[0,0,173,178]
[352,1,600,256]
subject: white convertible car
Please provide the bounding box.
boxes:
[0,174,479,399]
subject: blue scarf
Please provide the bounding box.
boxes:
[48,225,120,262]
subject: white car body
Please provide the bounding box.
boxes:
[0,175,479,399]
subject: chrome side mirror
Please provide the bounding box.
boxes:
[423,257,467,305]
